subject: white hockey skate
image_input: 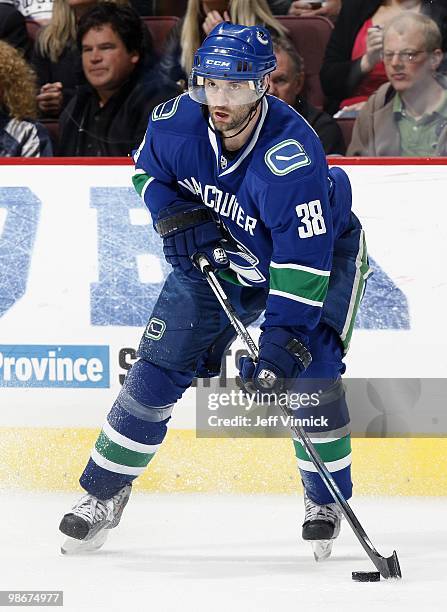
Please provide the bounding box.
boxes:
[301,490,342,562]
[59,484,131,555]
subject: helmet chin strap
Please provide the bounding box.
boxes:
[202,94,265,142]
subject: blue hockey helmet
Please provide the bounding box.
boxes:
[189,22,277,106]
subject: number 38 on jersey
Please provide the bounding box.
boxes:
[295,199,327,239]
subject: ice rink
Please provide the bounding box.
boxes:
[1,492,445,611]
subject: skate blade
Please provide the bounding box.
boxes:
[61,529,109,555]
[311,539,333,562]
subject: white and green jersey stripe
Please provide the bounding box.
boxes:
[132,169,154,202]
[269,261,330,307]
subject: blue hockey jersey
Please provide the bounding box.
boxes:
[133,94,369,351]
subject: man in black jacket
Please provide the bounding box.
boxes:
[59,3,178,156]
[269,36,345,154]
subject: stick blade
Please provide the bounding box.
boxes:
[374,550,402,579]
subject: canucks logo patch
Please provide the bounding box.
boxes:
[145,317,166,340]
[264,139,311,176]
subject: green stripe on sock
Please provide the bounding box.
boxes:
[132,172,152,197]
[293,435,351,463]
[95,431,155,468]
[269,266,329,303]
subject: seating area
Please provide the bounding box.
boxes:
[27,15,332,104]
[141,15,179,57]
[26,15,348,154]
[275,15,333,110]
[336,118,355,152]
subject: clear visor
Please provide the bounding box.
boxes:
[189,74,268,106]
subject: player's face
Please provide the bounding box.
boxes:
[269,49,304,106]
[383,26,442,92]
[206,78,255,132]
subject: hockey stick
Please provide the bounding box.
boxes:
[195,255,402,580]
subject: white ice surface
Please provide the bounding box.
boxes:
[1,492,445,611]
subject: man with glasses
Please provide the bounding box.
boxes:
[348,12,446,156]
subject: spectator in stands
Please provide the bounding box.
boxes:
[270,36,345,153]
[348,13,447,156]
[15,0,54,24]
[32,0,133,118]
[158,0,287,89]
[320,0,447,115]
[58,3,178,156]
[0,40,52,156]
[0,0,30,56]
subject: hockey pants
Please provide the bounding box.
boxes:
[80,270,352,505]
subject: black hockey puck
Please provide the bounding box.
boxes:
[352,571,381,582]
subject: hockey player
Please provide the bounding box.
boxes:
[59,23,369,558]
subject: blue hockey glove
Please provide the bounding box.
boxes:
[156,203,229,279]
[239,327,312,394]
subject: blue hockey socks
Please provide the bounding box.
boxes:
[80,359,193,499]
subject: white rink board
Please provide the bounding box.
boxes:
[0,162,446,428]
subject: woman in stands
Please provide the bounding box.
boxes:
[0,41,52,156]
[320,0,447,114]
[31,0,137,117]
[158,0,287,89]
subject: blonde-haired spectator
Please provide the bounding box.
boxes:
[348,13,447,156]
[0,40,52,156]
[158,0,287,88]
